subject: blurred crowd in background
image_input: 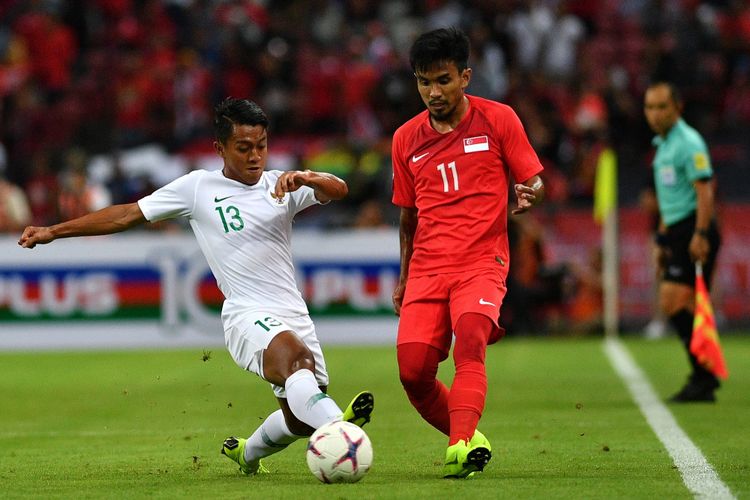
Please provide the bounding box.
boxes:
[1,0,749,333]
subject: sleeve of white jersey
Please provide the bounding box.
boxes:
[289,184,320,215]
[264,169,320,215]
[137,170,200,222]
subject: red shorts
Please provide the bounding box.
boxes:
[397,268,507,355]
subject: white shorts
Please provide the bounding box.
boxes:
[224,311,329,398]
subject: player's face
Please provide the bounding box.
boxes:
[644,85,681,136]
[215,124,268,185]
[415,62,471,123]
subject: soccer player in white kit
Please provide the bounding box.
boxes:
[18,98,374,475]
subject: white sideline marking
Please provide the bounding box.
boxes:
[604,337,735,500]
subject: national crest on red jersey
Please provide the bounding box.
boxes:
[463,135,489,152]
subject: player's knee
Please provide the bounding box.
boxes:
[453,332,485,360]
[397,342,441,394]
[287,344,315,375]
[289,356,315,375]
[397,355,430,393]
[265,331,316,382]
[398,364,425,393]
[454,313,491,363]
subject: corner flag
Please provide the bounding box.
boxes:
[593,147,617,224]
[593,146,619,337]
[690,262,728,379]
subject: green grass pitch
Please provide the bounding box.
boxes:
[0,335,748,499]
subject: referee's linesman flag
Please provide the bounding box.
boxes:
[691,262,729,379]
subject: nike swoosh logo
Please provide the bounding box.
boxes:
[479,298,497,307]
[214,195,235,202]
[412,152,430,163]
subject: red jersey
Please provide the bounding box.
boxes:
[392,94,543,277]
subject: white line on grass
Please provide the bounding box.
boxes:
[603,337,735,500]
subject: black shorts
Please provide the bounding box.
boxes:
[661,214,720,288]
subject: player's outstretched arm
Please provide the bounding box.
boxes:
[18,202,147,249]
[512,175,545,215]
[274,170,348,203]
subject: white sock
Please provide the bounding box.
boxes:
[244,409,301,463]
[285,368,342,429]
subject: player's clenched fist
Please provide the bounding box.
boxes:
[18,226,53,249]
[272,170,347,203]
[273,170,309,199]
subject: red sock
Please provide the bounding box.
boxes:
[448,313,490,445]
[397,342,450,435]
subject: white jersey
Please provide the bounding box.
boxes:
[137,169,320,326]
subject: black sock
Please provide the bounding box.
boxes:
[669,309,716,383]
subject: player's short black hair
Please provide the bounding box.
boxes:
[409,27,470,74]
[647,81,683,105]
[214,97,269,144]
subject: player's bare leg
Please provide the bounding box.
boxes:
[263,331,344,429]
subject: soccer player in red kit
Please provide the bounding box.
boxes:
[391,27,545,478]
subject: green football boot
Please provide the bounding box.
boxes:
[469,429,492,452]
[342,391,374,428]
[442,429,492,479]
[221,436,269,475]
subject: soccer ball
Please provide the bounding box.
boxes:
[306,420,373,483]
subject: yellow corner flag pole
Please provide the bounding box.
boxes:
[691,262,729,379]
[594,147,618,338]
[593,148,617,225]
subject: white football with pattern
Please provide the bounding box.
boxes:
[306,420,373,483]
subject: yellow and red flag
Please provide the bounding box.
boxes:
[690,262,728,379]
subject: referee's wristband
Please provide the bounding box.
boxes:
[694,228,710,238]
[655,232,668,246]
